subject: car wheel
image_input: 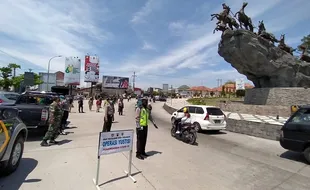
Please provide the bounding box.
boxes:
[2,135,24,176]
[304,146,310,164]
[193,122,201,132]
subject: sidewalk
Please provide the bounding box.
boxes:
[166,98,288,125]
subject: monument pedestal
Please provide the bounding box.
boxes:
[244,88,310,106]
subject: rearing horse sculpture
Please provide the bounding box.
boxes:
[234,2,254,32]
[211,13,239,30]
[278,34,295,55]
[257,20,278,44]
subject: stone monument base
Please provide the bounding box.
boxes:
[244,88,310,106]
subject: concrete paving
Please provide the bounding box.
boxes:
[167,98,288,125]
[0,100,309,190]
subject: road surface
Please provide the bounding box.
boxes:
[0,100,309,190]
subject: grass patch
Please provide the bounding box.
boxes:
[187,97,243,106]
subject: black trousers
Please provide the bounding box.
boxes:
[78,105,83,113]
[136,126,148,156]
[102,115,113,132]
[61,111,69,129]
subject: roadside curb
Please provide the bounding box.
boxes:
[162,103,281,141]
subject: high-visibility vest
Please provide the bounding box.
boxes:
[139,108,149,126]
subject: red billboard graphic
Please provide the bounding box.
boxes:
[84,55,99,82]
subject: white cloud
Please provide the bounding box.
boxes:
[0,0,111,73]
[130,0,158,24]
[142,41,156,51]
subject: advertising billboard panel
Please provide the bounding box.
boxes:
[64,56,81,85]
[163,84,169,92]
[102,76,129,89]
[84,55,99,83]
[235,79,245,90]
[39,72,56,91]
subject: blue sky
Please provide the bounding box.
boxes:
[0,0,309,89]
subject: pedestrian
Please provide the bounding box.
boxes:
[59,95,70,135]
[111,97,116,121]
[102,98,114,132]
[88,97,94,111]
[78,96,84,113]
[96,97,102,112]
[135,97,158,160]
[69,95,74,112]
[40,96,63,146]
[118,98,124,115]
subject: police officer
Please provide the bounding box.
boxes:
[40,96,63,146]
[135,97,158,160]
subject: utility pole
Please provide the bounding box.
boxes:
[132,71,137,90]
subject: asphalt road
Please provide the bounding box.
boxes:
[0,100,309,190]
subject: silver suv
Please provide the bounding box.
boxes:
[0,108,28,176]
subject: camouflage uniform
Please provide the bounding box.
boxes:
[43,101,63,141]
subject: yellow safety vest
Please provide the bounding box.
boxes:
[139,108,149,126]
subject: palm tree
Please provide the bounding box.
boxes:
[8,63,21,77]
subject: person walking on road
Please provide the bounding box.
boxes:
[118,98,124,115]
[41,96,63,146]
[102,98,114,132]
[135,97,158,160]
[78,96,84,113]
[69,95,74,112]
[96,97,102,112]
[88,97,94,111]
[59,95,70,135]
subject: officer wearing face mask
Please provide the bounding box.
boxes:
[135,97,158,160]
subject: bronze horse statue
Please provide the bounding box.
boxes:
[213,21,229,34]
[278,34,295,55]
[257,20,278,44]
[234,2,254,32]
[211,13,239,30]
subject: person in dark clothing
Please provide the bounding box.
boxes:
[102,98,114,132]
[135,97,158,160]
[78,96,84,113]
[118,98,124,115]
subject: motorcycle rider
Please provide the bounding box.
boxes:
[176,107,191,134]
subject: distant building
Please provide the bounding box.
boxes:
[55,71,64,86]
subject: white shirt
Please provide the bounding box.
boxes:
[181,117,191,124]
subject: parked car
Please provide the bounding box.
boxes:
[279,105,310,163]
[1,91,58,131]
[0,107,28,176]
[158,96,167,102]
[0,91,20,105]
[171,105,227,132]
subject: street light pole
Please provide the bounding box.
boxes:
[47,55,62,91]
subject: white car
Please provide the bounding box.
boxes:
[171,105,227,132]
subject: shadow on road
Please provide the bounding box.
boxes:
[57,139,72,145]
[279,151,308,164]
[146,150,162,157]
[26,131,45,142]
[99,171,141,186]
[0,158,40,190]
[200,131,227,135]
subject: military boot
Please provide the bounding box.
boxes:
[49,139,59,144]
[40,140,49,147]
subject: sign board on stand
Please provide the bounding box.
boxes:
[93,130,136,190]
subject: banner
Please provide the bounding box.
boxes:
[98,130,134,156]
[84,55,99,82]
[102,75,129,89]
[235,79,245,90]
[64,57,81,85]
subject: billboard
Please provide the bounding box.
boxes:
[84,55,99,82]
[39,72,56,91]
[64,56,81,85]
[24,72,34,86]
[235,79,245,90]
[163,84,169,92]
[102,76,129,89]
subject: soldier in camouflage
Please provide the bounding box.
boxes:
[40,96,63,146]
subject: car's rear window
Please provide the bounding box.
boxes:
[290,108,310,123]
[18,95,54,105]
[4,93,19,100]
[206,108,224,115]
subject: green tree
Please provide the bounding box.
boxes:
[221,85,226,97]
[298,34,310,54]
[8,63,21,77]
[0,67,13,91]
